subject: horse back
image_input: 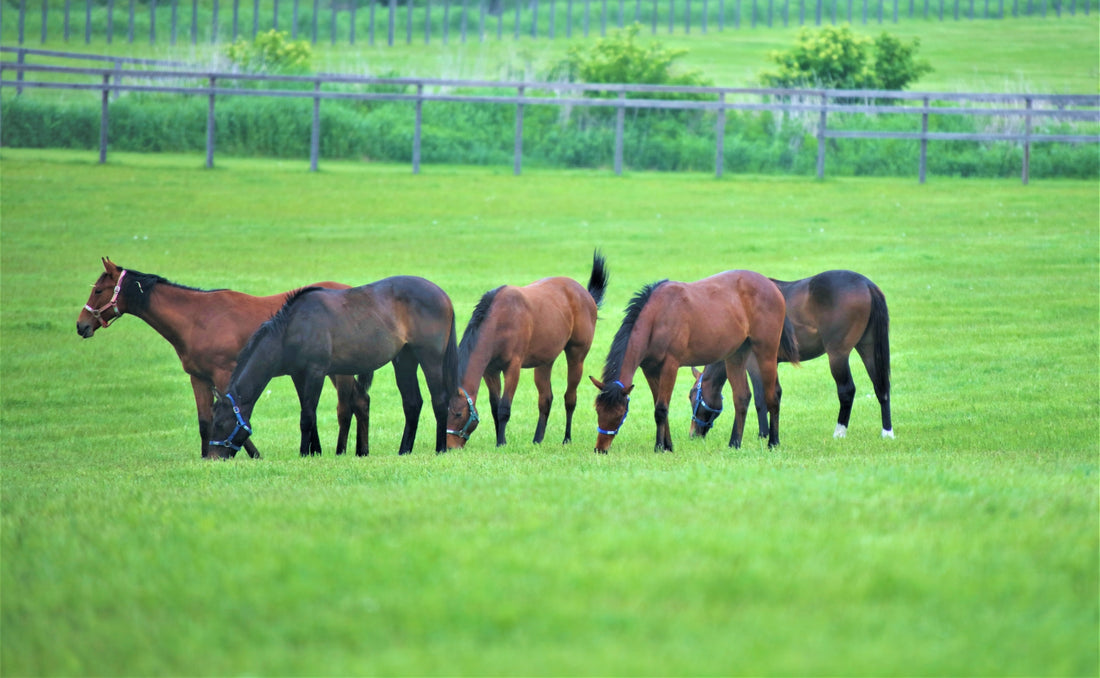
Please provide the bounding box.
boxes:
[520,277,598,362]
[779,270,877,360]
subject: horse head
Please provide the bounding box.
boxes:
[445,388,480,449]
[77,257,129,338]
[590,376,633,453]
[208,393,253,459]
[688,366,723,438]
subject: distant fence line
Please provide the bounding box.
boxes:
[1,50,1098,183]
[2,0,1094,47]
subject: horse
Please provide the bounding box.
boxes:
[446,251,608,449]
[688,269,892,440]
[208,277,458,459]
[76,257,369,459]
[591,270,799,453]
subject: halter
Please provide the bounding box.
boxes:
[596,380,630,436]
[209,392,253,452]
[446,388,480,441]
[690,373,723,431]
[84,269,128,328]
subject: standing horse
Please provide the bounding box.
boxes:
[446,251,608,448]
[76,258,368,459]
[591,270,798,453]
[688,269,892,440]
[209,277,458,458]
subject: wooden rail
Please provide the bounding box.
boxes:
[2,54,1097,183]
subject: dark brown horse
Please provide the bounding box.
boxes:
[76,258,368,459]
[209,277,458,458]
[688,269,892,440]
[446,251,608,448]
[591,270,798,453]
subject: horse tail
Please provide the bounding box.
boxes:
[867,282,891,397]
[779,316,800,367]
[587,249,609,309]
[443,308,460,396]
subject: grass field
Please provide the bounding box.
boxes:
[1,148,1097,675]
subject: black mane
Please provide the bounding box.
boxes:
[115,267,219,314]
[457,286,503,374]
[230,286,324,382]
[600,279,668,385]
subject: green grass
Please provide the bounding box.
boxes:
[1,148,1098,675]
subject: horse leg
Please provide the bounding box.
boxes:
[353,373,373,456]
[561,344,586,444]
[746,355,769,439]
[829,351,857,438]
[411,347,449,453]
[192,376,219,459]
[855,342,893,438]
[532,363,554,444]
[751,345,783,448]
[484,371,503,440]
[724,354,752,449]
[652,362,679,452]
[496,360,522,447]
[393,351,423,455]
[293,371,326,457]
[332,375,355,456]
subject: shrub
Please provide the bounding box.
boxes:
[760,26,932,91]
[223,29,313,75]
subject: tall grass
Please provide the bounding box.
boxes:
[1,149,1097,675]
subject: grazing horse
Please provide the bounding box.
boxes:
[446,251,608,448]
[689,269,893,440]
[209,277,458,458]
[591,270,798,453]
[76,257,368,459]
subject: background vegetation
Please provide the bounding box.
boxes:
[2,12,1098,177]
[1,148,1097,675]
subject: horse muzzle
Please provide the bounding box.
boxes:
[76,321,96,338]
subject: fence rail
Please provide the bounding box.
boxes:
[2,0,1094,47]
[2,52,1097,182]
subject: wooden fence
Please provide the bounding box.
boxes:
[3,0,1094,47]
[2,49,1098,182]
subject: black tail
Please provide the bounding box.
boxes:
[587,249,609,309]
[779,316,800,366]
[443,311,460,396]
[867,283,891,397]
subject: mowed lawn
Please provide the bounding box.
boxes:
[1,149,1097,676]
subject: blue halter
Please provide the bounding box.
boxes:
[596,380,630,436]
[691,373,723,430]
[446,388,480,441]
[210,392,253,452]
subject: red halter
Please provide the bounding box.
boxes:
[84,269,128,328]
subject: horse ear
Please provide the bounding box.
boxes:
[102,257,118,274]
[623,384,635,396]
[589,376,605,391]
[692,367,702,379]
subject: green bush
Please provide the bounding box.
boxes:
[760,26,932,91]
[223,29,313,75]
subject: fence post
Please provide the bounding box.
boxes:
[413,83,423,174]
[816,92,827,179]
[205,75,216,169]
[86,0,92,43]
[514,85,525,176]
[41,0,48,44]
[1021,97,1032,185]
[614,91,625,175]
[15,49,24,96]
[310,79,321,172]
[99,73,110,164]
[112,59,122,100]
[715,91,726,178]
[18,0,27,44]
[919,95,928,183]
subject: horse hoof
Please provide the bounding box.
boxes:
[882,429,895,439]
[833,424,848,438]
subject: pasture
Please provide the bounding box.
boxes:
[1,148,1097,675]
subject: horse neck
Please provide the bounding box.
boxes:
[226,333,283,415]
[457,336,493,402]
[611,317,655,388]
[701,363,728,401]
[127,282,207,350]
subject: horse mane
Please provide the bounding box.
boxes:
[230,286,324,381]
[600,279,668,385]
[457,286,503,374]
[114,266,224,314]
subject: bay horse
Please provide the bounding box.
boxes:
[209,277,458,459]
[688,269,893,440]
[446,251,608,449]
[76,258,368,459]
[591,270,799,453]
